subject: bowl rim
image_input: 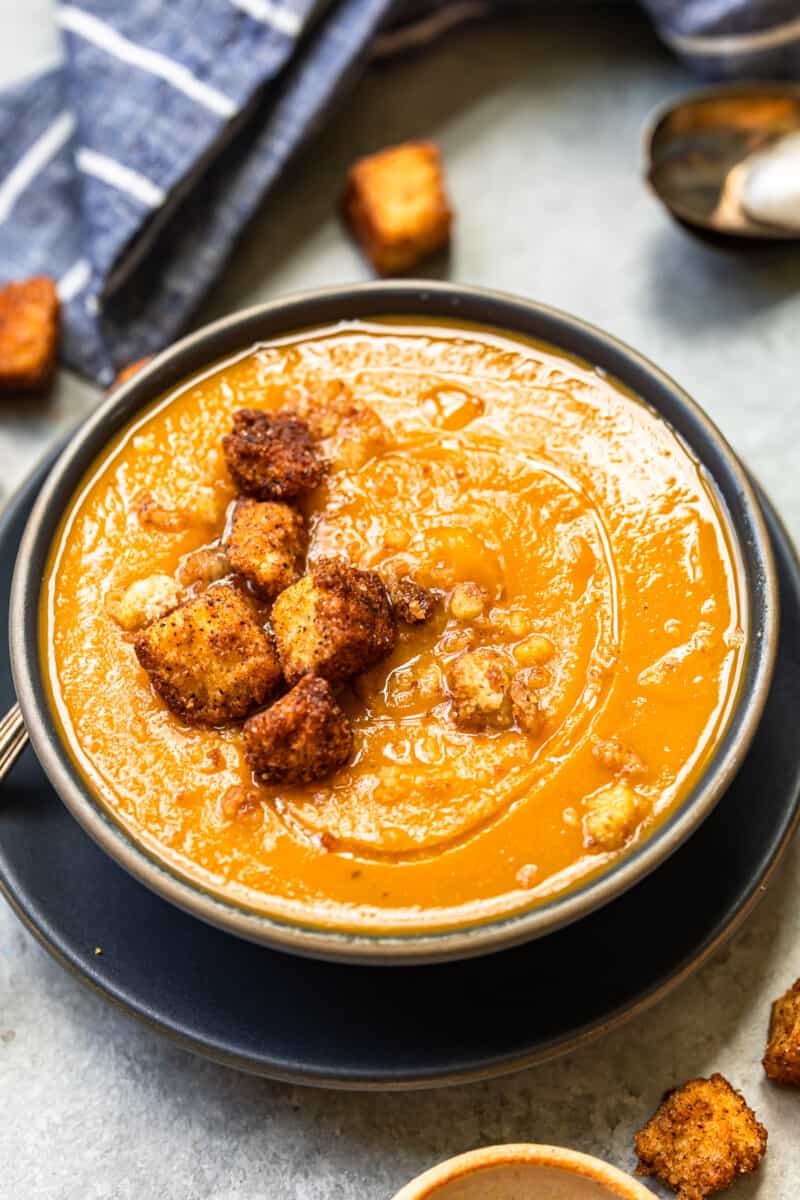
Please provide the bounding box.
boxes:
[390,1143,656,1199]
[9,279,779,964]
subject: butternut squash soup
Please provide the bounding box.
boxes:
[43,321,746,933]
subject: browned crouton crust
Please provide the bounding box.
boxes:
[344,142,452,275]
[271,556,396,685]
[135,584,281,724]
[446,647,514,729]
[225,498,306,600]
[389,577,435,625]
[222,408,323,500]
[635,1074,767,1200]
[0,277,59,390]
[764,978,800,1086]
[509,668,544,736]
[244,675,353,785]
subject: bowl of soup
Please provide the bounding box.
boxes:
[391,1145,655,1200]
[10,282,777,962]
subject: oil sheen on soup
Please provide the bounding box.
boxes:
[43,320,746,932]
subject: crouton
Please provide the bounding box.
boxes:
[109,357,152,391]
[135,584,281,724]
[592,735,645,778]
[388,577,435,624]
[271,556,396,685]
[0,277,59,390]
[446,647,514,729]
[764,978,800,1086]
[107,573,183,632]
[510,668,545,736]
[582,781,640,852]
[175,545,230,589]
[344,141,452,275]
[449,581,486,621]
[222,408,324,500]
[225,498,306,601]
[244,675,353,785]
[513,634,554,667]
[287,379,387,472]
[635,1074,767,1200]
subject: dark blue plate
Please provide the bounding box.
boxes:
[1,454,799,1090]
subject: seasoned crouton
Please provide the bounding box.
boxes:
[225,498,306,601]
[344,142,452,275]
[175,545,229,589]
[135,584,281,724]
[244,675,353,785]
[0,277,59,390]
[764,978,800,1086]
[107,573,183,632]
[222,408,324,500]
[288,379,387,472]
[510,668,545,736]
[635,1074,767,1200]
[582,781,640,852]
[449,581,486,621]
[271,556,396,685]
[446,647,514,729]
[388,577,435,624]
[592,735,645,778]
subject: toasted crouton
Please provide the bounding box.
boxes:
[446,647,514,729]
[344,141,452,275]
[244,675,352,785]
[225,498,306,600]
[582,781,640,852]
[635,1074,767,1200]
[108,573,183,632]
[287,379,387,472]
[222,408,323,500]
[135,584,281,724]
[509,668,545,736]
[764,978,800,1086]
[388,577,435,625]
[175,545,230,589]
[0,277,59,390]
[271,556,396,685]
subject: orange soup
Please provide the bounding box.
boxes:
[43,320,746,932]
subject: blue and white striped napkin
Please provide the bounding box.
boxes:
[1,0,799,384]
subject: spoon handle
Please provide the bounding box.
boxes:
[0,702,29,782]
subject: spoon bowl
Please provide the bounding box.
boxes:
[644,82,800,242]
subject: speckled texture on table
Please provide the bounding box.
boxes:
[2,5,800,1198]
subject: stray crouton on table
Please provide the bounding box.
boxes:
[635,1073,767,1200]
[763,977,800,1086]
[344,141,452,275]
[0,277,59,391]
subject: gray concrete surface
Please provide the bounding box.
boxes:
[2,5,800,1198]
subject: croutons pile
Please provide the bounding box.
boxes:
[118,387,441,787]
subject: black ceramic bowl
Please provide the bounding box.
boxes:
[9,282,778,964]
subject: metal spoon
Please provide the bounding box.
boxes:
[644,82,800,242]
[0,702,28,783]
